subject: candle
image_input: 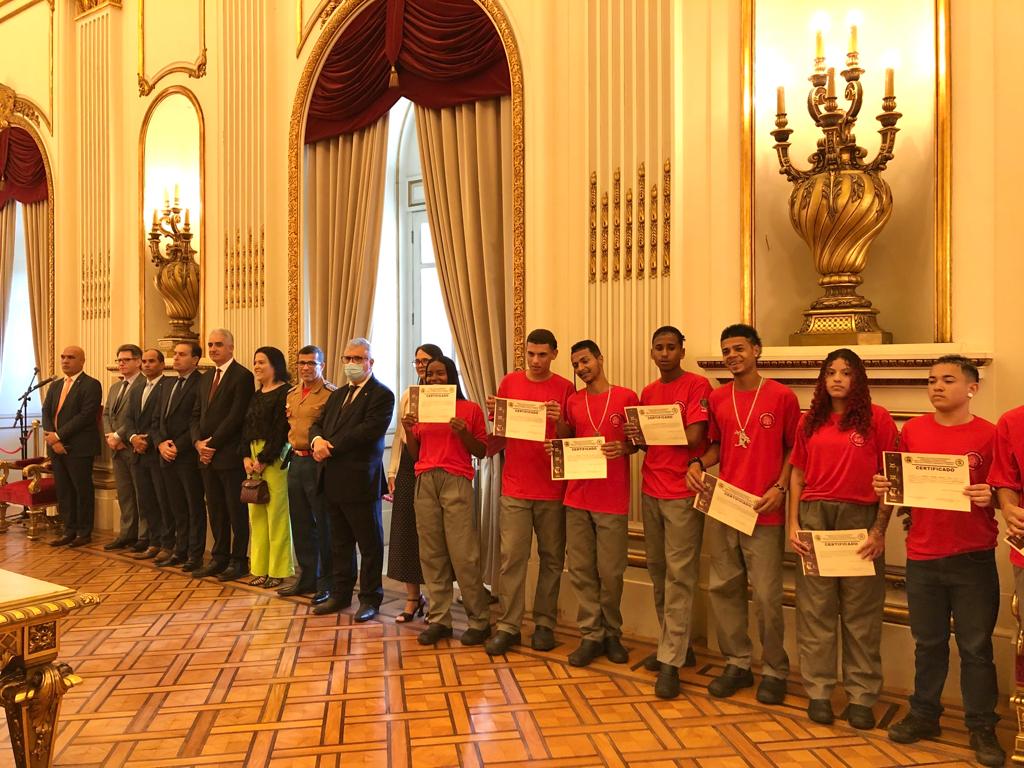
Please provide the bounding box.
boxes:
[827,67,835,98]
[885,67,894,98]
[173,183,180,203]
[849,25,857,54]
[816,30,824,60]
[163,188,169,208]
[776,86,785,114]
[152,209,158,227]
[184,208,190,227]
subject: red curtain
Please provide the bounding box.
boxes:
[305,0,510,144]
[0,127,48,207]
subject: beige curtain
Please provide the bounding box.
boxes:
[0,202,15,379]
[415,96,514,588]
[304,114,390,377]
[22,200,49,377]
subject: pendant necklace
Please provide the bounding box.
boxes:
[585,387,612,435]
[731,377,764,449]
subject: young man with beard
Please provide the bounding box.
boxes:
[686,324,799,705]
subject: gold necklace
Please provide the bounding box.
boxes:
[730,377,764,449]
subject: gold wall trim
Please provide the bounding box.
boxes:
[295,0,337,57]
[287,0,526,369]
[740,0,951,341]
[0,0,54,135]
[75,0,121,20]
[137,86,207,343]
[137,0,207,97]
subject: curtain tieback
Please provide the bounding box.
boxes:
[388,64,400,89]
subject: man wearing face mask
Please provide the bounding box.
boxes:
[308,338,396,620]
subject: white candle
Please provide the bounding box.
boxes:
[885,67,894,98]
[777,86,785,114]
[849,25,858,54]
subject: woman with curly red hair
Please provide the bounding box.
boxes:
[788,348,898,730]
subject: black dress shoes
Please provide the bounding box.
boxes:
[655,664,681,699]
[418,623,454,645]
[311,590,332,606]
[604,636,629,664]
[156,554,184,567]
[192,562,226,578]
[530,626,556,651]
[103,537,133,551]
[485,630,521,656]
[311,596,351,615]
[277,581,316,597]
[181,560,201,572]
[568,639,605,668]
[216,566,245,582]
[707,664,754,698]
[68,536,91,548]
[50,534,75,547]
[354,604,378,623]
[130,540,149,553]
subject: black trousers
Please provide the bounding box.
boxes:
[200,464,249,570]
[131,458,168,547]
[286,455,332,590]
[51,454,94,537]
[325,495,384,606]
[906,549,1000,730]
[161,458,206,560]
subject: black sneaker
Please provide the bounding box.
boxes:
[418,623,454,646]
[887,712,941,744]
[530,626,556,651]
[460,626,492,646]
[707,664,754,698]
[756,675,787,705]
[484,630,521,656]
[654,664,680,699]
[969,728,1006,767]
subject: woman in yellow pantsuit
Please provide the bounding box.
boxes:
[242,346,294,588]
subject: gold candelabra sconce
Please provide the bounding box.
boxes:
[147,184,200,350]
[772,23,902,345]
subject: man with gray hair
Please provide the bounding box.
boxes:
[309,338,395,619]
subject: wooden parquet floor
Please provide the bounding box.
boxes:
[0,528,1013,768]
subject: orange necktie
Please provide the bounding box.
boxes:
[55,377,73,423]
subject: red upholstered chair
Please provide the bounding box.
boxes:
[0,457,58,540]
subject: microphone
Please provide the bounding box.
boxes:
[31,376,56,392]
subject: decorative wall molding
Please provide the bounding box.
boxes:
[75,0,121,19]
[137,0,207,97]
[295,0,337,57]
[0,0,54,134]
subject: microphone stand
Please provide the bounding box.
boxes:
[12,368,40,461]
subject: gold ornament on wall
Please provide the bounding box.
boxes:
[649,182,658,279]
[600,191,609,283]
[637,163,646,279]
[662,160,670,277]
[772,33,902,345]
[147,189,200,349]
[613,169,621,281]
[625,186,633,280]
[589,172,597,284]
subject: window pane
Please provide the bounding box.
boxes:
[419,221,434,265]
[419,266,454,359]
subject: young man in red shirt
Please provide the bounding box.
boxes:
[622,326,711,699]
[485,329,575,656]
[875,356,1003,766]
[557,340,639,667]
[686,324,799,705]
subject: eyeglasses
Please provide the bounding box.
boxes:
[296,361,321,367]
[115,358,135,364]
[342,355,367,364]
[413,358,432,367]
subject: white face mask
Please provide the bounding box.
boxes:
[344,363,368,383]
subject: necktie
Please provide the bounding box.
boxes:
[112,379,129,412]
[343,384,357,408]
[141,380,157,410]
[208,368,222,402]
[165,376,185,417]
[55,377,73,422]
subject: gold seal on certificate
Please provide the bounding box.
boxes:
[408,385,457,424]
[796,529,876,577]
[550,437,607,480]
[624,404,687,446]
[692,473,759,535]
[493,398,547,442]
[883,451,971,512]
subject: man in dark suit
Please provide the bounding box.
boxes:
[309,338,395,619]
[102,344,144,551]
[155,341,206,570]
[42,346,103,546]
[122,348,169,561]
[190,328,254,581]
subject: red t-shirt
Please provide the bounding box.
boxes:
[988,405,1024,567]
[790,404,898,505]
[563,385,640,515]
[412,399,486,482]
[496,370,575,501]
[708,378,800,526]
[639,372,712,499]
[900,413,998,560]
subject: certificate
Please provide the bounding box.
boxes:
[883,451,971,512]
[625,404,688,446]
[796,530,876,577]
[493,398,547,442]
[693,474,759,535]
[408,385,457,424]
[1005,534,1024,558]
[550,437,606,480]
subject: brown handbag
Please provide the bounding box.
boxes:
[240,473,270,504]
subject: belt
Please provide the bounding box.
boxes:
[292,449,313,457]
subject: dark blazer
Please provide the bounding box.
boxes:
[41,372,103,457]
[123,376,168,465]
[153,370,202,464]
[190,360,255,470]
[309,375,395,503]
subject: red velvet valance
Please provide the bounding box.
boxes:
[0,127,48,207]
[305,0,510,144]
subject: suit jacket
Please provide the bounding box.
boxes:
[41,372,103,457]
[308,375,395,503]
[190,360,255,470]
[153,369,202,465]
[104,376,144,450]
[123,376,168,465]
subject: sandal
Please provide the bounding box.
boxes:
[396,594,426,623]
[264,577,283,589]
[248,575,268,587]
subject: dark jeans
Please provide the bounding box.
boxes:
[161,458,206,560]
[906,550,1000,730]
[286,455,332,590]
[200,464,249,571]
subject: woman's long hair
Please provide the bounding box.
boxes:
[416,343,443,385]
[254,346,291,384]
[428,355,466,400]
[803,348,872,437]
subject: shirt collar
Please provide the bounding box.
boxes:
[122,372,140,385]
[65,371,84,384]
[217,358,234,375]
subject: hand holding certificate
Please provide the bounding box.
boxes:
[693,473,759,535]
[408,385,457,424]
[883,451,971,512]
[624,405,688,446]
[493,398,547,442]
[796,529,877,577]
[550,437,607,480]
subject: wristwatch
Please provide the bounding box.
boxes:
[772,482,787,494]
[688,457,705,471]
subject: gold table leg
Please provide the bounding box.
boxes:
[1,662,81,768]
